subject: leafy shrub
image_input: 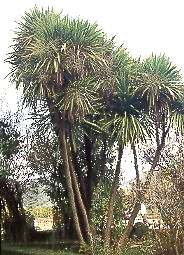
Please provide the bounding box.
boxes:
[129,222,149,240]
[91,182,127,240]
[147,229,184,255]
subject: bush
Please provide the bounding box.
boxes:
[148,229,184,255]
[129,222,149,240]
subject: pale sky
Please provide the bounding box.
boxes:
[1,0,184,181]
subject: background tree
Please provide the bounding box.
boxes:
[146,140,184,255]
[117,54,184,249]
[0,117,27,242]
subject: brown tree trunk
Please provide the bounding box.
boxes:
[117,116,170,250]
[117,202,141,248]
[45,94,84,243]
[117,144,164,249]
[69,160,92,244]
[84,134,94,215]
[116,142,142,248]
[131,142,140,190]
[59,123,84,243]
[68,129,87,209]
[116,142,141,247]
[104,144,123,245]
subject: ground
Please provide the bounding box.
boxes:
[1,243,77,255]
[1,242,143,255]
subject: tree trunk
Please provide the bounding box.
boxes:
[45,94,84,243]
[68,129,87,209]
[59,123,84,243]
[69,159,92,244]
[117,202,141,248]
[104,144,123,245]
[117,144,164,249]
[84,134,94,215]
[117,115,170,251]
[131,142,140,190]
[115,142,142,248]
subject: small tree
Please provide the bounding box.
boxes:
[146,140,184,255]
[0,118,27,242]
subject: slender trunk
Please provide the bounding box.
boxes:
[117,114,170,250]
[45,94,84,243]
[116,142,142,247]
[95,137,107,186]
[104,144,123,245]
[69,160,92,244]
[131,142,140,190]
[59,123,84,243]
[117,145,163,249]
[117,202,141,248]
[84,134,94,214]
[68,129,87,208]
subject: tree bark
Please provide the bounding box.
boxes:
[45,94,84,243]
[84,134,94,215]
[59,123,84,243]
[69,159,92,244]
[117,143,164,249]
[131,142,140,190]
[117,202,141,248]
[68,129,87,209]
[104,144,123,245]
[115,142,142,248]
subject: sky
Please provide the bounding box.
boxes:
[0,0,184,181]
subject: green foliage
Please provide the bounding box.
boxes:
[60,77,100,121]
[91,183,126,236]
[0,117,22,179]
[148,229,184,255]
[135,54,183,107]
[0,120,20,159]
[123,243,150,255]
[91,183,110,233]
[7,7,114,112]
[144,140,184,255]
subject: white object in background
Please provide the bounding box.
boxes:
[140,203,147,215]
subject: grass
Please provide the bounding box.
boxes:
[2,242,146,255]
[2,243,78,255]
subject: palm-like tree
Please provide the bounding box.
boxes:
[102,50,150,244]
[7,7,184,248]
[135,54,184,181]
[7,7,114,243]
[118,54,184,249]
